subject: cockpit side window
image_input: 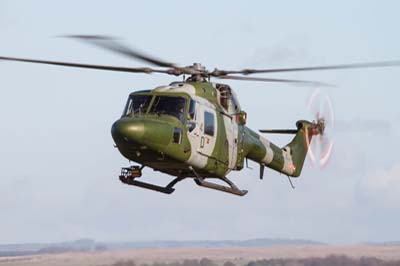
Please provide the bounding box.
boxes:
[188,99,196,120]
[187,99,197,132]
[149,96,186,123]
[123,95,153,117]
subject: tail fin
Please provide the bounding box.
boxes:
[256,120,322,177]
[286,120,315,177]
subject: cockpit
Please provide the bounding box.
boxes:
[122,94,187,123]
[123,94,152,117]
[149,96,186,122]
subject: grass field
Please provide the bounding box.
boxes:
[1,245,400,266]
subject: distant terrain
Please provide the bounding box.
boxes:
[1,239,400,266]
[0,238,323,257]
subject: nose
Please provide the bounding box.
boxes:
[111,118,145,145]
[111,117,172,147]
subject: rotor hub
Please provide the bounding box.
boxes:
[186,63,209,82]
[316,118,325,135]
[191,63,206,72]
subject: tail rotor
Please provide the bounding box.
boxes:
[306,89,335,168]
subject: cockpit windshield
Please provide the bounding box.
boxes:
[149,96,186,122]
[123,95,152,117]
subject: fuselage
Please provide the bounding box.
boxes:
[111,81,308,179]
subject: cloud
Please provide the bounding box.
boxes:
[328,117,396,178]
[357,163,400,209]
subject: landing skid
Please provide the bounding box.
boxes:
[189,167,248,196]
[119,166,185,195]
[119,165,248,196]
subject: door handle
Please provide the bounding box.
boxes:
[200,136,205,148]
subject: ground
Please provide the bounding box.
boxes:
[1,245,400,266]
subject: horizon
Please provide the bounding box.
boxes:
[2,236,400,247]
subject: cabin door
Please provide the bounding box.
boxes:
[223,114,238,170]
[197,105,217,158]
[186,101,216,169]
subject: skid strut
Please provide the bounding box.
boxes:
[189,166,248,196]
[119,165,185,194]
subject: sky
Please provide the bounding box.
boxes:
[0,0,399,245]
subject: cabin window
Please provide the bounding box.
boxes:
[173,127,182,144]
[123,95,152,117]
[188,99,196,120]
[149,96,186,123]
[204,111,215,136]
[186,99,197,132]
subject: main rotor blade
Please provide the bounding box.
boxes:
[212,60,400,76]
[259,129,298,134]
[65,35,177,68]
[0,56,169,74]
[217,75,333,87]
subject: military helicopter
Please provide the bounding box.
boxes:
[1,35,400,196]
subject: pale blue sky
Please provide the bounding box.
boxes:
[0,0,399,244]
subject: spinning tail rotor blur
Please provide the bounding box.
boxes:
[306,89,335,168]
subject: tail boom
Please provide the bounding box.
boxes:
[243,120,318,177]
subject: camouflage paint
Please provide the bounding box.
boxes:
[112,81,314,179]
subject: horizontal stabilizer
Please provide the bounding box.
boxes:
[259,129,298,134]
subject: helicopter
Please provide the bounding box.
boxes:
[1,35,400,196]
